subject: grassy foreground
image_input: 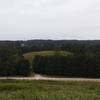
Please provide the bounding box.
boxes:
[0,80,100,100]
[24,51,72,64]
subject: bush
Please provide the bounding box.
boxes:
[0,45,31,76]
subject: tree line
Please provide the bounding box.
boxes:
[1,40,100,54]
[0,40,100,77]
[32,52,100,78]
[0,44,31,76]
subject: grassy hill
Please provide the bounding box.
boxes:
[24,51,73,64]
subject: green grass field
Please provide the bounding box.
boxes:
[0,80,100,100]
[24,51,72,64]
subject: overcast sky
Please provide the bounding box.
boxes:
[0,0,100,40]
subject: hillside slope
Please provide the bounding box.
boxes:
[24,51,73,64]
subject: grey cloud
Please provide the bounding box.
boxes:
[0,0,100,40]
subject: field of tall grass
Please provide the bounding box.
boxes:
[0,80,100,100]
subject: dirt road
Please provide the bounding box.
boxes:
[0,74,100,82]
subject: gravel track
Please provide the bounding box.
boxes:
[0,74,100,82]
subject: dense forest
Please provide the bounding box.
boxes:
[0,43,31,76]
[14,40,100,53]
[0,40,100,77]
[1,40,100,53]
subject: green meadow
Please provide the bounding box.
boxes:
[0,80,99,100]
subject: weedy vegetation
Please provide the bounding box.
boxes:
[0,80,99,100]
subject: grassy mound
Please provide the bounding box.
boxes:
[24,51,72,64]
